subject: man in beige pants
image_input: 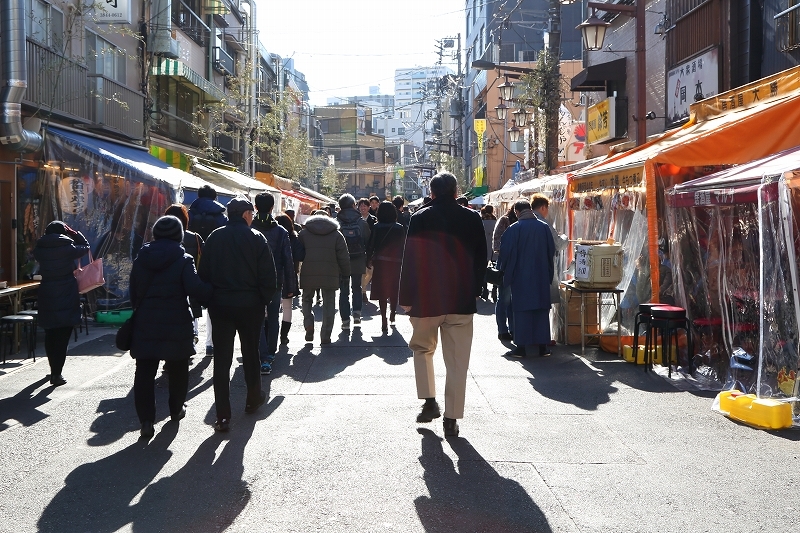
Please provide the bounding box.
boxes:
[399,172,487,437]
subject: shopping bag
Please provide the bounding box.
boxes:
[74,252,105,294]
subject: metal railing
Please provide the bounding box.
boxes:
[213,47,234,75]
[172,0,210,46]
[88,75,146,140]
[25,39,89,121]
[153,109,199,146]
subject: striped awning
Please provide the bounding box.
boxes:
[150,146,191,172]
[150,58,225,102]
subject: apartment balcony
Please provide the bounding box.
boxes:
[88,75,146,140]
[153,109,199,146]
[213,47,234,75]
[172,0,210,47]
[25,39,89,122]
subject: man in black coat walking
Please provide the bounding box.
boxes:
[198,198,277,432]
[399,172,486,437]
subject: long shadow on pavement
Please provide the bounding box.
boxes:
[0,376,52,431]
[38,421,179,532]
[415,428,552,533]
[132,396,284,532]
[516,346,677,411]
[87,354,214,447]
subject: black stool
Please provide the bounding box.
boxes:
[0,314,36,363]
[633,303,661,366]
[647,305,693,377]
[17,309,38,359]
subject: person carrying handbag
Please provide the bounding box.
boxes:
[129,216,212,439]
[33,221,90,386]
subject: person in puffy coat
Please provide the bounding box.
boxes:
[298,210,350,344]
[129,216,212,439]
[33,221,90,386]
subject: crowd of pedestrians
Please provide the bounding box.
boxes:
[31,172,564,439]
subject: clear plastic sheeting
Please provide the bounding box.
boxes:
[568,186,649,332]
[18,129,179,310]
[666,170,800,408]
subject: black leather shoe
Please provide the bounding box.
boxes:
[305,329,314,342]
[416,400,441,422]
[50,375,67,386]
[171,406,186,422]
[214,419,230,432]
[539,345,552,357]
[443,417,459,437]
[140,421,155,439]
[504,346,525,358]
[245,390,267,414]
[498,332,513,341]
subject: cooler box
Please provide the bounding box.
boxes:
[573,243,623,289]
[622,344,676,365]
[718,390,793,430]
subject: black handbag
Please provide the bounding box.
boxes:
[485,253,504,286]
[115,271,156,352]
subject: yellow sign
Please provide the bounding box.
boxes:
[587,97,615,144]
[474,166,484,187]
[691,64,800,122]
[570,166,644,193]
[474,119,486,154]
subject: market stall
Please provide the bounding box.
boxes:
[665,146,800,400]
[568,63,800,342]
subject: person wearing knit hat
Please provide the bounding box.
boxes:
[128,215,213,439]
[198,194,277,431]
[33,220,90,386]
[152,215,184,242]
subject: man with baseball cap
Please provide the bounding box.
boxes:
[198,197,277,432]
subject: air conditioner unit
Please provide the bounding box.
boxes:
[151,30,180,59]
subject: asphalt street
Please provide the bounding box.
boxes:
[0,298,798,533]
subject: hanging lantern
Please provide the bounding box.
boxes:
[495,103,508,120]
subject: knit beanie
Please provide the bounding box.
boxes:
[153,215,184,242]
[45,221,69,235]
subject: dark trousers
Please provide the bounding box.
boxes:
[339,273,363,320]
[44,327,73,377]
[133,358,189,423]
[259,282,282,362]
[210,304,264,421]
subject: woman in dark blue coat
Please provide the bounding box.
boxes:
[366,201,407,333]
[129,216,212,438]
[33,221,90,386]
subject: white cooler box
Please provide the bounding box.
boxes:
[573,243,623,289]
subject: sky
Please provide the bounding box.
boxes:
[256,1,466,108]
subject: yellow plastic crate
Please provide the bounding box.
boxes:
[622,345,676,365]
[718,390,793,430]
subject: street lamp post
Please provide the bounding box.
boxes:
[578,1,647,146]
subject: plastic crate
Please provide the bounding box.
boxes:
[95,310,133,324]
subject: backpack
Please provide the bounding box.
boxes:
[340,218,365,259]
[190,211,219,241]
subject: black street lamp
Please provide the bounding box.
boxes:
[508,121,521,143]
[495,102,508,120]
[498,76,515,101]
[578,1,647,146]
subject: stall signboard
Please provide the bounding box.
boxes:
[691,57,800,122]
[570,165,643,193]
[587,96,615,144]
[666,47,719,127]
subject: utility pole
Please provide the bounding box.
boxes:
[546,0,563,171]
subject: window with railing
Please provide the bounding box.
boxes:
[213,46,234,75]
[26,0,64,50]
[85,31,126,84]
[776,1,800,51]
[172,0,210,46]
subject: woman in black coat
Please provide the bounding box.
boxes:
[129,216,212,439]
[33,221,90,386]
[366,201,407,333]
[165,203,203,342]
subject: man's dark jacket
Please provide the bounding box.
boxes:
[188,197,228,240]
[399,196,486,317]
[198,217,277,308]
[250,213,297,295]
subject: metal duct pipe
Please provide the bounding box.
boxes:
[0,0,43,152]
